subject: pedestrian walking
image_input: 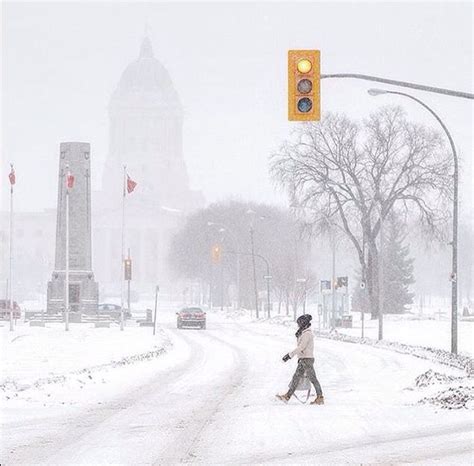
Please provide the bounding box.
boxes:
[276,314,324,405]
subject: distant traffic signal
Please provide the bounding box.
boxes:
[211,245,222,263]
[288,50,320,121]
[124,259,132,280]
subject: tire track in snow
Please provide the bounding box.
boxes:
[173,328,249,464]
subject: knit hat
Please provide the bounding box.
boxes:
[295,314,312,337]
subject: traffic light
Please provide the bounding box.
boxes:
[288,50,320,121]
[124,259,132,280]
[211,245,222,263]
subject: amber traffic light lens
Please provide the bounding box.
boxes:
[297,97,312,113]
[297,79,312,94]
[297,59,312,74]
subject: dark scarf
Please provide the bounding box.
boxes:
[295,322,311,338]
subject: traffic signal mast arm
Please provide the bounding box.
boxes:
[320,73,473,100]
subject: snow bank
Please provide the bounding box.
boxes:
[0,322,172,414]
[314,329,474,375]
[418,385,474,410]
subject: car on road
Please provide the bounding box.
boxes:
[0,299,21,320]
[176,307,206,329]
[98,303,131,319]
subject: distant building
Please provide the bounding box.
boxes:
[0,37,203,302]
[94,36,203,293]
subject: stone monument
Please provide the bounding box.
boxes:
[47,142,99,314]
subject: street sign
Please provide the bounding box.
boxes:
[320,280,331,292]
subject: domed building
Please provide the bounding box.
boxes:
[101,36,200,211]
[93,37,204,293]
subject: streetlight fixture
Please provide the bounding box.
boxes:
[368,88,459,354]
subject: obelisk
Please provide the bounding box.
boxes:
[47,142,98,314]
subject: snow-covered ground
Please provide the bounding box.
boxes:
[336,311,474,356]
[1,308,473,464]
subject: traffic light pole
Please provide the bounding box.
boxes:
[321,74,474,99]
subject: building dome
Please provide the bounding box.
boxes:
[109,37,182,113]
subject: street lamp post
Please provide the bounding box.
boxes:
[296,278,307,317]
[368,88,459,353]
[207,222,241,310]
[249,225,259,318]
[258,255,271,319]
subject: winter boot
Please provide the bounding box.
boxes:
[276,393,291,403]
[311,395,324,405]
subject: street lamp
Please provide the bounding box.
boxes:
[368,88,459,354]
[246,209,260,318]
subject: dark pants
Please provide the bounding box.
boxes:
[287,358,323,397]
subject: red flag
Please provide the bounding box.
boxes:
[126,175,137,194]
[67,172,75,189]
[8,165,15,185]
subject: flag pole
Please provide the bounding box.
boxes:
[9,164,14,332]
[65,164,70,331]
[120,165,126,331]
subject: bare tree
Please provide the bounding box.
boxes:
[168,200,312,314]
[271,106,452,319]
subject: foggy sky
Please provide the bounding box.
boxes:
[1,1,472,215]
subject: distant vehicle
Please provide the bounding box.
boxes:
[98,303,131,319]
[0,300,21,320]
[176,307,206,330]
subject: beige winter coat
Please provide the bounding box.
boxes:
[289,328,314,359]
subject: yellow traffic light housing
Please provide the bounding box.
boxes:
[211,245,222,263]
[288,50,320,121]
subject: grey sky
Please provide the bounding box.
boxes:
[1,1,472,213]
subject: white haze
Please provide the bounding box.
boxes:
[1,1,472,213]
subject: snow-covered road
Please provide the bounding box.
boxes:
[2,311,473,465]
